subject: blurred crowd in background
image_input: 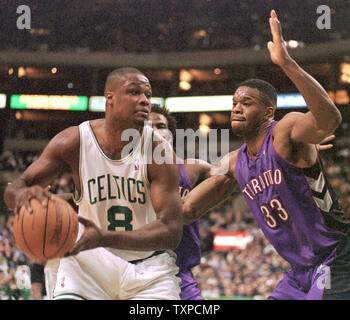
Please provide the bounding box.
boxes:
[0,121,349,299]
[1,0,348,53]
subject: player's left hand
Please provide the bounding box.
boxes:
[66,216,104,256]
[316,134,335,151]
[267,10,293,67]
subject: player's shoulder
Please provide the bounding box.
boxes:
[226,149,240,163]
[228,149,239,173]
[281,111,305,121]
[53,125,80,145]
[231,148,240,158]
[275,112,305,130]
[273,112,306,141]
[46,125,80,156]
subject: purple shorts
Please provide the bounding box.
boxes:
[269,238,350,300]
[268,264,329,300]
[178,269,203,300]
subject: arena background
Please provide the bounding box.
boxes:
[0,0,350,300]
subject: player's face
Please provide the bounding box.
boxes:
[231,86,267,137]
[149,112,173,143]
[108,73,152,128]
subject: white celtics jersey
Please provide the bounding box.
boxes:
[74,120,157,261]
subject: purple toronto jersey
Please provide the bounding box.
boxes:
[235,121,350,268]
[174,161,201,271]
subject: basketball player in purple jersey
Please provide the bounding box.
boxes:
[149,104,213,300]
[183,10,350,299]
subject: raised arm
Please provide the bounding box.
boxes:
[4,126,79,214]
[268,10,341,144]
[182,151,238,224]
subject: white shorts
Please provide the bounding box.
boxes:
[53,248,180,300]
[44,258,60,300]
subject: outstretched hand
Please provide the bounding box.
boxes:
[66,216,104,256]
[267,10,292,67]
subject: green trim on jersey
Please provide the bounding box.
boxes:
[87,121,141,163]
[53,293,87,300]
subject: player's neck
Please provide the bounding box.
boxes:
[244,120,273,157]
[95,119,142,160]
[105,117,143,138]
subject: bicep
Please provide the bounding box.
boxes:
[21,150,63,187]
[149,161,182,221]
[282,112,334,144]
[21,127,78,187]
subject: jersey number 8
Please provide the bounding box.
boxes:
[107,206,133,231]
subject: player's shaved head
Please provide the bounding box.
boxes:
[237,79,277,110]
[104,67,146,93]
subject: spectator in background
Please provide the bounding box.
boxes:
[0,269,12,300]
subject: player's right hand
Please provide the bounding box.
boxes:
[14,185,52,215]
[66,216,104,256]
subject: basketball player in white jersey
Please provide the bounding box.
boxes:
[4,67,183,300]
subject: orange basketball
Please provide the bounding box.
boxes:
[13,196,79,260]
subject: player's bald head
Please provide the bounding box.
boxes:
[104,67,147,93]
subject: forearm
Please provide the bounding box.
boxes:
[281,59,341,131]
[100,219,182,251]
[183,174,235,224]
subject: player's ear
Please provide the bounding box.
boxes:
[105,91,113,99]
[105,91,114,107]
[264,106,274,119]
